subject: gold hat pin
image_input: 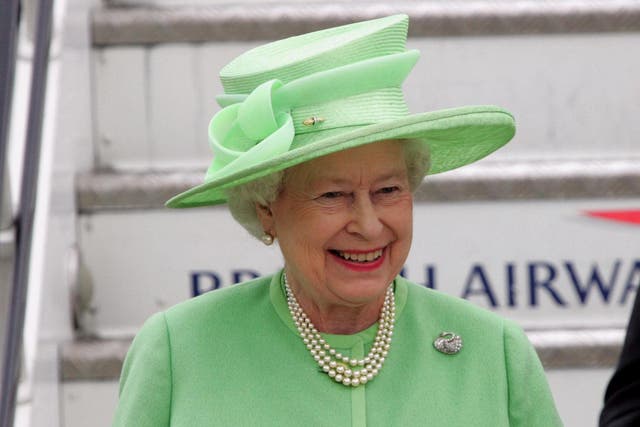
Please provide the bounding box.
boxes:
[302,116,325,127]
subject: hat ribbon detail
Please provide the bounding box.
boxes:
[206,50,420,181]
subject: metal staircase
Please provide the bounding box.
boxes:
[3,1,640,426]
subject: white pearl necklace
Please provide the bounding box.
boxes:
[283,273,396,387]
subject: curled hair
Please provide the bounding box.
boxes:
[226,171,284,240]
[226,139,430,240]
[403,138,431,192]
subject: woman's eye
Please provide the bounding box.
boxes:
[320,191,344,199]
[377,186,399,194]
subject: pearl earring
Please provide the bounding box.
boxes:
[261,232,274,246]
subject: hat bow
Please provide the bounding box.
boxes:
[205,50,419,181]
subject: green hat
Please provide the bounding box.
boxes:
[166,14,515,208]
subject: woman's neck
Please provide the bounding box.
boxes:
[287,281,386,335]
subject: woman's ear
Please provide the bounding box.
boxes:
[255,203,275,235]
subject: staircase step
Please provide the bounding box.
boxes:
[92,1,640,46]
[60,328,625,382]
[76,158,640,212]
[62,339,131,382]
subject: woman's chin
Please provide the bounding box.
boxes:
[325,257,396,305]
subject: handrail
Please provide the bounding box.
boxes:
[0,0,20,228]
[0,0,22,419]
[0,0,55,425]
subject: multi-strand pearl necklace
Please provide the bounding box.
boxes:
[283,273,396,387]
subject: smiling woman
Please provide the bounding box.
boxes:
[257,141,414,333]
[112,14,562,427]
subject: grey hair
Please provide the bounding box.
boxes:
[226,139,431,240]
[403,139,431,192]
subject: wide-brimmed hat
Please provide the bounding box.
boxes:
[166,14,515,208]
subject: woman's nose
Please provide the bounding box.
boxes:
[346,195,383,238]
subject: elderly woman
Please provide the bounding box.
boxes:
[113,14,562,426]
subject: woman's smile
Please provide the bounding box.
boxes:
[332,247,385,263]
[329,247,386,271]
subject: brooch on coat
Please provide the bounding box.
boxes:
[433,332,463,355]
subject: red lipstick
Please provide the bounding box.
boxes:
[330,247,386,272]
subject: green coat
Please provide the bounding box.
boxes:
[113,272,563,426]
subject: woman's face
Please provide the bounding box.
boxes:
[258,140,413,311]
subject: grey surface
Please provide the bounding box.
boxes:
[92,1,640,46]
[76,171,204,212]
[415,158,640,203]
[76,158,640,212]
[60,327,624,381]
[61,339,131,381]
[529,329,623,370]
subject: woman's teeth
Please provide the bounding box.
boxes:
[337,249,383,263]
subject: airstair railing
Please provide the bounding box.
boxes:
[0,0,55,425]
[0,0,22,417]
[0,0,20,222]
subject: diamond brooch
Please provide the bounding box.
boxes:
[433,332,463,355]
